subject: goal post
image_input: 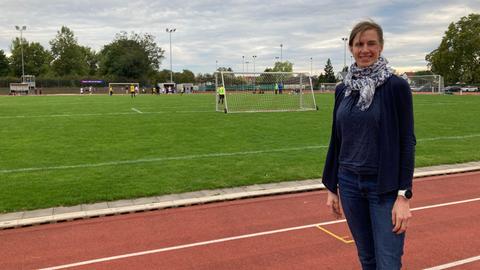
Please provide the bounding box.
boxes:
[215,71,318,113]
[108,82,140,94]
[405,75,444,93]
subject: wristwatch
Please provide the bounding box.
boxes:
[398,189,413,199]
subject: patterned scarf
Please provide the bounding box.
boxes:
[344,56,393,111]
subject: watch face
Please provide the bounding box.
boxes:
[405,190,413,199]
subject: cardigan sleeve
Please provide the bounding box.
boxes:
[395,78,416,190]
[322,84,344,194]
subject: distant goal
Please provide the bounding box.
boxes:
[108,82,140,94]
[215,72,318,113]
[405,75,444,93]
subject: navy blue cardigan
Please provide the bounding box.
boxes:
[322,75,416,194]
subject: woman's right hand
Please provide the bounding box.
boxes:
[326,190,342,219]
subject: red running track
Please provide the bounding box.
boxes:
[0,171,479,270]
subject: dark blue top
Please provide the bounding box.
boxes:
[336,90,380,174]
[322,75,416,194]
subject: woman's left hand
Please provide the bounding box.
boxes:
[392,196,412,234]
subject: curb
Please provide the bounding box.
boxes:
[1,162,479,230]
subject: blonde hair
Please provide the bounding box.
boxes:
[349,20,384,47]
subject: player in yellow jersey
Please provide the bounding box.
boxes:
[130,84,135,98]
[217,85,225,104]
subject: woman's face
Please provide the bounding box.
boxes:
[350,29,383,68]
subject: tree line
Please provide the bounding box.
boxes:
[0,26,196,85]
[0,25,340,88]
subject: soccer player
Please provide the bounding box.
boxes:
[278,82,283,94]
[217,85,225,104]
[130,84,135,98]
[109,86,113,96]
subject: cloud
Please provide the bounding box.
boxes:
[1,0,479,75]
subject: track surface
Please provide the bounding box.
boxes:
[0,172,479,270]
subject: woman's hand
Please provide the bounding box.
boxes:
[326,190,342,219]
[392,196,412,234]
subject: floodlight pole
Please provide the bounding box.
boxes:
[310,57,313,75]
[242,56,245,73]
[252,55,257,73]
[166,28,176,83]
[280,44,283,62]
[341,37,348,69]
[245,61,250,73]
[15,25,27,80]
[216,60,218,71]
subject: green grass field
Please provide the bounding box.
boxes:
[1,93,479,213]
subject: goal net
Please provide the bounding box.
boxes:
[108,82,140,94]
[405,75,444,93]
[215,72,318,113]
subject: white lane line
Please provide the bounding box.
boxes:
[40,220,346,270]
[0,145,326,174]
[39,198,480,270]
[131,108,143,114]
[412,197,480,211]
[423,255,480,270]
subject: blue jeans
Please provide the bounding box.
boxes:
[338,169,405,270]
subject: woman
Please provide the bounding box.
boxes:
[322,20,416,269]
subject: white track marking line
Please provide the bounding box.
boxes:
[40,220,345,270]
[423,255,480,269]
[411,197,480,211]
[131,108,143,114]
[0,145,326,174]
[39,198,480,270]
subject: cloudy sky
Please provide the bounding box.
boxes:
[1,0,479,75]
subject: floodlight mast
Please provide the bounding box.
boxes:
[15,25,27,81]
[166,28,176,83]
[341,37,348,69]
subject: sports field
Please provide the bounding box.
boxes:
[0,93,479,213]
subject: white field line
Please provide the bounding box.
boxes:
[0,110,213,119]
[418,134,480,142]
[0,146,325,174]
[131,108,143,114]
[423,255,480,270]
[38,197,480,270]
[2,134,480,174]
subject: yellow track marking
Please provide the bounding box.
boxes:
[317,225,354,244]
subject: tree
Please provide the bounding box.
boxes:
[414,70,434,76]
[80,46,98,76]
[195,73,214,84]
[426,13,480,84]
[324,58,336,83]
[178,69,195,83]
[271,61,293,72]
[216,67,232,72]
[10,38,52,77]
[0,50,9,76]
[50,26,90,76]
[99,32,164,82]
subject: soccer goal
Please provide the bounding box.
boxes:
[406,75,444,93]
[108,82,140,94]
[215,72,318,113]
